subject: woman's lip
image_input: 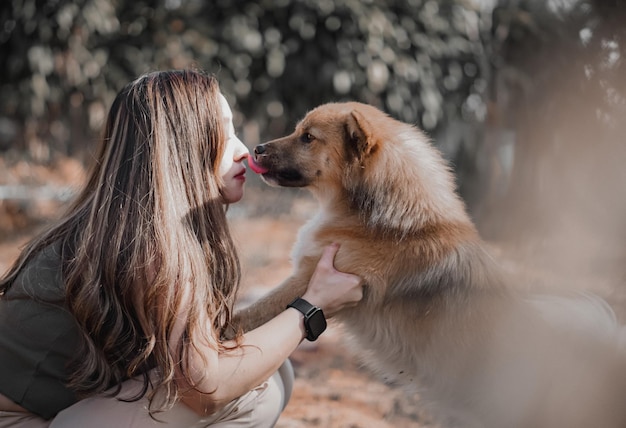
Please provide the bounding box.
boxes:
[234,168,246,179]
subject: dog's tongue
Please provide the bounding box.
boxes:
[247,153,269,174]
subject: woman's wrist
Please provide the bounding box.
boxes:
[300,291,322,312]
[285,306,307,341]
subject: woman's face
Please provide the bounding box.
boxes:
[218,93,249,204]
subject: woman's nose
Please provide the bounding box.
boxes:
[234,138,249,160]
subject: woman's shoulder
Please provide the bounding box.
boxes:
[6,241,65,302]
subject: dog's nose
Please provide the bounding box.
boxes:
[254,144,266,155]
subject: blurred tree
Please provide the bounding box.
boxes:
[1,0,624,235]
[0,0,121,159]
[201,0,487,144]
[0,0,487,159]
[478,0,626,240]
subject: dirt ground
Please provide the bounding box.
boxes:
[1,157,625,427]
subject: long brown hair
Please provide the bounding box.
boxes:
[0,70,241,410]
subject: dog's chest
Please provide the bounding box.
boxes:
[290,220,320,263]
[290,211,338,262]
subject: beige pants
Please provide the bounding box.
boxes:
[0,361,293,428]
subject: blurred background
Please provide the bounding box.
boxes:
[2,0,625,240]
[1,1,625,426]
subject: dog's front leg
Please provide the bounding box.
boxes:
[231,274,310,334]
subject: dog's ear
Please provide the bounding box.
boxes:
[345,110,377,159]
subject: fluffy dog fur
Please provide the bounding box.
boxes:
[236,102,626,428]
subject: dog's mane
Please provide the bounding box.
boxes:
[346,119,471,239]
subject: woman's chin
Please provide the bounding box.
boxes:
[222,188,244,204]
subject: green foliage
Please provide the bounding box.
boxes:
[0,0,488,157]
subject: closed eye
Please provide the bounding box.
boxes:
[300,132,315,143]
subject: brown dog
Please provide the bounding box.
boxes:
[237,102,626,428]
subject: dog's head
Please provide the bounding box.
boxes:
[250,101,469,232]
[249,102,388,196]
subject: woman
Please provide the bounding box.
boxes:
[0,70,363,427]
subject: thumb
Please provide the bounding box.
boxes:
[318,243,340,270]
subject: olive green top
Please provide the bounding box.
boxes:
[0,242,80,420]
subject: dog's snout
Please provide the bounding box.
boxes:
[254,144,266,155]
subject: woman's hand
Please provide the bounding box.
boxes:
[302,243,363,317]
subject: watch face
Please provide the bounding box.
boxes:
[306,309,327,341]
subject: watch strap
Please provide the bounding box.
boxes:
[287,297,326,341]
[287,297,318,318]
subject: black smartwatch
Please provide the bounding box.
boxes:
[287,297,327,341]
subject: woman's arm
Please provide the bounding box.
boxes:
[173,243,362,415]
[177,307,305,415]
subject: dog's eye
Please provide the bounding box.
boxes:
[300,133,315,144]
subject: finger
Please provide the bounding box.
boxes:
[318,243,340,268]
